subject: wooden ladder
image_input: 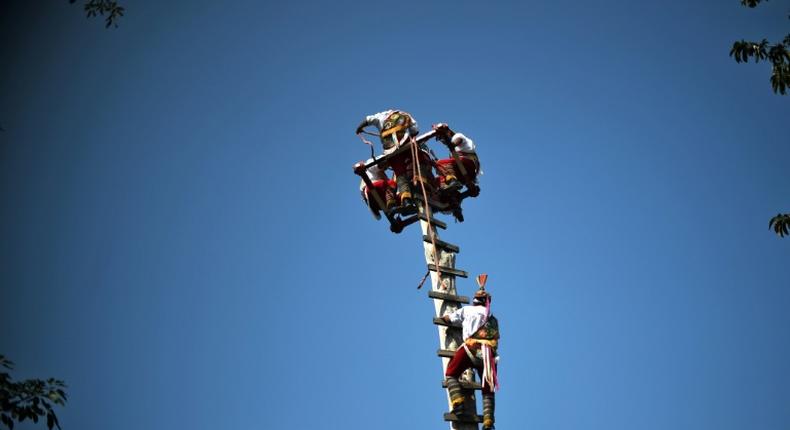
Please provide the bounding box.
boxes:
[418,207,482,430]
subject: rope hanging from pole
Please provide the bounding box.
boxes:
[416,270,430,290]
[410,137,443,289]
[357,133,375,159]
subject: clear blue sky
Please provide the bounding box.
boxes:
[1,1,789,429]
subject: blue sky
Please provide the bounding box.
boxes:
[1,0,789,429]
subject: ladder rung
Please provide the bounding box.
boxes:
[437,349,456,358]
[428,290,470,304]
[427,264,468,278]
[422,235,460,253]
[396,214,420,230]
[442,380,483,390]
[433,317,461,328]
[417,213,447,229]
[443,413,484,423]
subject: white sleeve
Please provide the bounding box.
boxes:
[364,111,388,131]
[452,133,475,153]
[363,114,378,129]
[447,307,464,324]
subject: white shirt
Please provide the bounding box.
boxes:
[448,305,488,340]
[451,133,475,154]
[363,110,420,137]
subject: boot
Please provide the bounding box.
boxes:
[482,393,495,430]
[442,176,462,192]
[445,377,465,415]
[395,176,414,209]
[452,207,464,223]
[384,189,397,212]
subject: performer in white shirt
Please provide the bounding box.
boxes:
[432,123,480,191]
[441,283,499,430]
[356,109,420,155]
[358,157,396,218]
[355,109,433,208]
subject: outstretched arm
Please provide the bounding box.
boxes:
[355,118,370,134]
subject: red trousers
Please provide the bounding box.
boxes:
[445,344,495,395]
[388,149,434,196]
[364,179,395,211]
[436,156,479,184]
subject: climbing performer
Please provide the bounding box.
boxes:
[355,109,433,208]
[355,157,397,219]
[441,276,499,430]
[432,123,480,192]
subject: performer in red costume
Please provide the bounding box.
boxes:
[442,276,499,430]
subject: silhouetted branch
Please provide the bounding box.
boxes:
[69,0,124,28]
[730,1,790,95]
[0,355,67,430]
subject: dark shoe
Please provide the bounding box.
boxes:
[397,205,417,216]
[442,179,462,192]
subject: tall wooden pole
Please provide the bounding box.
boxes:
[419,206,481,430]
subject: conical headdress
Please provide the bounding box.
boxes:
[474,274,490,301]
[476,273,488,290]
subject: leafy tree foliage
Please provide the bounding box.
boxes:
[729,0,790,94]
[0,356,67,430]
[732,2,789,238]
[70,0,124,28]
[769,213,790,237]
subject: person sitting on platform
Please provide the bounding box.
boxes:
[357,158,397,218]
[441,279,499,430]
[432,123,480,192]
[355,109,433,207]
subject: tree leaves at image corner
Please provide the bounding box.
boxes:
[0,355,67,430]
[730,0,790,95]
[69,0,125,28]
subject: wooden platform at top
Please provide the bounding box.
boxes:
[362,130,437,170]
